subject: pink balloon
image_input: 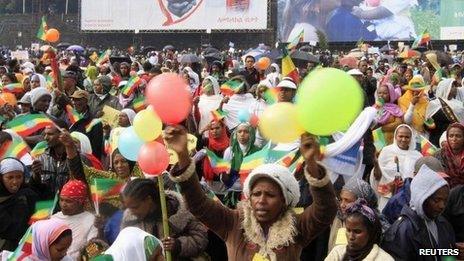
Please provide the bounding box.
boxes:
[146,73,192,124]
[138,141,170,176]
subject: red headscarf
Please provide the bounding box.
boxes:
[203,120,229,181]
[60,179,88,204]
[442,123,464,187]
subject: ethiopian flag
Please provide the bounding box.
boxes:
[418,134,437,156]
[412,29,431,49]
[220,79,244,97]
[36,16,48,41]
[28,195,58,225]
[281,47,299,84]
[65,105,83,125]
[6,114,54,137]
[210,109,228,122]
[7,226,33,261]
[97,50,111,65]
[205,149,231,174]
[31,141,48,159]
[262,88,278,105]
[372,128,387,152]
[2,83,24,94]
[133,96,146,112]
[85,118,102,133]
[0,136,30,160]
[239,148,269,183]
[90,178,125,203]
[121,76,143,96]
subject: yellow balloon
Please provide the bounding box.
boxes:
[259,102,304,143]
[133,108,162,142]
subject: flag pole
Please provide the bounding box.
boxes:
[158,173,172,261]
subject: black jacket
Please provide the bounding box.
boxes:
[382,206,456,261]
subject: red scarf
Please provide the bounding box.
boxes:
[203,121,229,181]
[442,143,464,187]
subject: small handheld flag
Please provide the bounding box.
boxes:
[5,113,54,137]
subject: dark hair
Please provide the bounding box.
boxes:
[150,64,162,75]
[142,61,153,72]
[346,212,382,245]
[51,229,72,245]
[3,73,18,83]
[122,178,160,204]
[112,149,135,173]
[245,55,255,62]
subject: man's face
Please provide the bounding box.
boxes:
[245,57,255,69]
[44,126,61,147]
[63,77,76,90]
[72,97,88,113]
[358,61,368,74]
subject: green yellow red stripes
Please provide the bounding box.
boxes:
[6,114,54,137]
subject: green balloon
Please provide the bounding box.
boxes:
[296,68,364,135]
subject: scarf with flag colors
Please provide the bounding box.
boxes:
[2,83,24,94]
[281,47,299,84]
[132,96,146,112]
[30,141,48,159]
[418,134,437,156]
[65,105,83,125]
[28,193,58,225]
[372,128,387,152]
[6,226,32,261]
[0,136,30,160]
[85,118,102,133]
[205,149,231,174]
[412,29,431,49]
[121,76,143,96]
[262,88,279,105]
[287,29,304,50]
[220,79,245,97]
[210,109,228,122]
[5,113,54,137]
[36,16,48,41]
[239,147,270,183]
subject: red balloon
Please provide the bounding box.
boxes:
[45,28,60,43]
[146,73,192,124]
[138,141,170,176]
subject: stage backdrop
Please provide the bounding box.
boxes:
[81,0,268,31]
[277,0,464,42]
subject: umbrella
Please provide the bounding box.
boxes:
[347,48,364,58]
[204,53,222,64]
[290,51,318,63]
[204,47,219,55]
[399,50,421,59]
[67,45,85,52]
[163,45,175,51]
[142,46,156,54]
[339,56,358,69]
[179,54,200,64]
[56,42,70,49]
[380,44,393,53]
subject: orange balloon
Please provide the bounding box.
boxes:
[257,57,271,70]
[1,92,17,106]
[45,28,60,43]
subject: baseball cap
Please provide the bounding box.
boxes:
[70,90,90,100]
[276,77,297,89]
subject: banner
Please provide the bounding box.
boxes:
[81,0,267,30]
[277,0,464,42]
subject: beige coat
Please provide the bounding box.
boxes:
[325,244,394,261]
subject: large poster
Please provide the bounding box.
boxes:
[81,0,268,31]
[277,0,464,42]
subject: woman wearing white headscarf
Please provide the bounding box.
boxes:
[426,78,464,146]
[103,227,164,261]
[371,124,422,211]
[265,63,281,87]
[196,76,222,137]
[119,109,136,127]
[183,67,200,94]
[70,132,92,155]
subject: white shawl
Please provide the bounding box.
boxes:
[426,78,464,122]
[223,93,256,130]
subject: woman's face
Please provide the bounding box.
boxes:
[1,171,23,194]
[346,215,370,252]
[113,153,131,179]
[120,64,129,76]
[118,113,131,127]
[31,77,41,89]
[183,73,190,85]
[376,85,390,103]
[395,126,412,150]
[250,178,285,226]
[23,78,31,92]
[93,80,104,94]
[339,190,357,215]
[404,71,413,82]
[236,125,250,145]
[59,196,83,216]
[1,75,12,85]
[49,234,72,261]
[209,122,223,139]
[123,195,154,220]
[211,64,220,73]
[447,127,464,152]
[35,95,51,112]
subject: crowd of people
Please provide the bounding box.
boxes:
[0,41,463,261]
